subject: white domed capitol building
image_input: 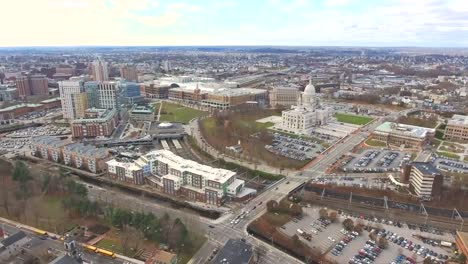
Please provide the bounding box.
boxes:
[279,77,330,135]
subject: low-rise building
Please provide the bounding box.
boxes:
[30,136,108,173]
[31,136,69,162]
[0,231,29,261]
[71,108,118,138]
[269,86,300,108]
[144,150,245,205]
[444,114,468,142]
[105,150,247,205]
[144,83,171,99]
[371,122,435,149]
[409,162,443,198]
[63,143,109,173]
[130,105,155,122]
[106,159,145,185]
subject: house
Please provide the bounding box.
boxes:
[0,231,29,261]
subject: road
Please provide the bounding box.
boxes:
[82,108,414,264]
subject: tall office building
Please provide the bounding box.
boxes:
[58,77,87,120]
[120,65,138,82]
[15,74,49,98]
[97,81,120,110]
[163,60,172,72]
[91,58,109,82]
[84,81,100,109]
[0,67,5,84]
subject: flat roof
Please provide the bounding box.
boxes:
[375,122,435,139]
[106,159,142,172]
[144,149,236,183]
[448,114,468,127]
[212,239,253,264]
[412,162,441,175]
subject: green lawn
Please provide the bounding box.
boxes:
[334,113,374,125]
[431,139,442,148]
[365,139,387,147]
[157,102,207,124]
[440,142,465,153]
[95,238,124,254]
[436,151,461,160]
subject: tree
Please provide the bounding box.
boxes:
[12,161,31,182]
[266,200,278,212]
[377,237,388,249]
[342,218,354,231]
[319,208,328,219]
[353,224,364,234]
[369,232,377,241]
[328,211,338,223]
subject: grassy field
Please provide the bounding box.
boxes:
[200,110,312,169]
[431,139,443,148]
[365,138,387,147]
[95,238,124,254]
[436,151,461,160]
[155,102,206,124]
[439,142,465,153]
[334,113,373,125]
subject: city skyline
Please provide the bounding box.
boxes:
[1,0,468,47]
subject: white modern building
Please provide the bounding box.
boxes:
[58,77,87,120]
[92,57,109,82]
[279,78,330,135]
[97,81,120,110]
[105,150,249,205]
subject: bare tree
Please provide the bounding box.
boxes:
[253,245,267,263]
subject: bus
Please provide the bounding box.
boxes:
[28,227,48,237]
[83,244,97,252]
[95,248,116,258]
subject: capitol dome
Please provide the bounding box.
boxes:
[303,78,315,95]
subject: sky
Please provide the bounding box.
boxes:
[1,0,468,47]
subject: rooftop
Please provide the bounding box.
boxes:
[63,143,108,158]
[106,159,142,172]
[211,239,253,264]
[375,122,435,139]
[412,162,441,176]
[71,108,117,124]
[33,136,69,148]
[0,231,27,248]
[144,149,236,183]
[448,114,468,127]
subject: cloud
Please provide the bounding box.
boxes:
[323,0,352,7]
[167,3,201,12]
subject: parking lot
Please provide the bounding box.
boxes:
[279,206,454,264]
[5,124,70,138]
[342,150,409,173]
[432,157,468,174]
[264,133,325,161]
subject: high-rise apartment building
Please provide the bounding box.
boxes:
[58,77,87,120]
[15,74,49,98]
[91,58,109,81]
[120,65,138,82]
[163,60,172,72]
[97,81,120,110]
